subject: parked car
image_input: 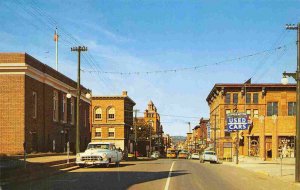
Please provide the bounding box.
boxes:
[151,152,159,159]
[200,151,218,163]
[76,142,122,168]
[178,150,189,159]
[191,153,200,160]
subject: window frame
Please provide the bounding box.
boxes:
[107,107,116,120]
[53,90,59,122]
[267,102,278,116]
[94,107,102,120]
[253,93,259,104]
[233,93,238,104]
[95,128,102,138]
[288,102,296,116]
[32,91,37,119]
[225,93,231,104]
[246,93,251,104]
[108,128,115,138]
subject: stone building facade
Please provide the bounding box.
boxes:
[91,91,135,152]
[206,83,296,160]
[0,53,91,155]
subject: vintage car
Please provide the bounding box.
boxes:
[178,150,189,159]
[200,151,218,163]
[76,142,123,167]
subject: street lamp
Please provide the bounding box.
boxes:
[282,22,300,182]
[130,126,141,159]
[60,130,64,152]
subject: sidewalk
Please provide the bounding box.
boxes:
[223,156,296,184]
[0,153,77,186]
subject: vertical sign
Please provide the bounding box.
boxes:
[206,122,211,141]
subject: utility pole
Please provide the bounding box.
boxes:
[284,23,300,182]
[71,46,87,154]
[234,104,239,164]
[133,109,139,159]
[213,114,217,153]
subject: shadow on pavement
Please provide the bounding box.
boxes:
[5,170,190,190]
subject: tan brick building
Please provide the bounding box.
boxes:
[206,83,296,160]
[91,91,136,152]
[0,53,91,155]
[136,101,164,154]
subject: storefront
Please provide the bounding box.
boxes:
[278,136,295,158]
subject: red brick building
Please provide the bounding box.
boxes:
[0,53,91,155]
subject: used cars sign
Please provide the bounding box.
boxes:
[227,113,249,131]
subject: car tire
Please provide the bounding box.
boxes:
[78,164,85,168]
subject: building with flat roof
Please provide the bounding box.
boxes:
[206,83,296,160]
[0,53,91,155]
[91,91,136,152]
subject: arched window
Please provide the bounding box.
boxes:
[95,107,102,120]
[108,107,115,119]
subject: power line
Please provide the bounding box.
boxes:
[81,43,293,75]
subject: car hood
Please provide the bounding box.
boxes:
[81,149,110,155]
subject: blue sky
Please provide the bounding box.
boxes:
[0,0,299,136]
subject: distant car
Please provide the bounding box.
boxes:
[191,153,200,160]
[151,152,159,159]
[178,151,189,159]
[200,151,218,163]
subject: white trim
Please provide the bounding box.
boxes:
[0,63,90,103]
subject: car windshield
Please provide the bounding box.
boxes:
[205,152,215,155]
[87,144,109,149]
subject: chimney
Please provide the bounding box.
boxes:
[122,91,128,96]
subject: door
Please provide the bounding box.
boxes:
[265,142,272,160]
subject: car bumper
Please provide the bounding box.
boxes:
[76,160,109,165]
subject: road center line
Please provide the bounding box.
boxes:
[164,161,175,190]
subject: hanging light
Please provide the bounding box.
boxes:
[281,75,289,85]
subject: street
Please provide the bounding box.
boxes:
[7,159,299,190]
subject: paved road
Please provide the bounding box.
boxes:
[5,159,300,190]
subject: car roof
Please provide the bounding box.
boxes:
[88,142,114,145]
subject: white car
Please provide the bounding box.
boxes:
[191,153,200,160]
[200,151,218,163]
[76,142,122,167]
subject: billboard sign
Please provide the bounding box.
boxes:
[227,113,249,131]
[206,122,211,139]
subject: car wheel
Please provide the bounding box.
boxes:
[78,164,85,168]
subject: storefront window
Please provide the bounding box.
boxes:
[249,136,259,157]
[278,136,295,158]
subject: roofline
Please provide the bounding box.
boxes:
[92,96,136,105]
[206,83,296,103]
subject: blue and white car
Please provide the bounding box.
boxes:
[76,142,122,167]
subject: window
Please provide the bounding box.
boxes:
[108,128,115,137]
[95,128,102,137]
[253,93,258,104]
[53,91,58,121]
[267,102,278,116]
[246,109,251,116]
[108,107,115,119]
[62,94,67,123]
[70,98,74,124]
[84,109,87,127]
[233,93,238,104]
[225,93,231,104]
[246,93,251,104]
[32,91,37,119]
[253,109,259,118]
[288,102,296,116]
[95,107,102,120]
[225,109,231,117]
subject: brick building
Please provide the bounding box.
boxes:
[0,53,91,155]
[206,83,296,161]
[136,101,164,154]
[193,117,209,151]
[91,91,136,152]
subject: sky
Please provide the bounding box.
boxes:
[0,0,299,136]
